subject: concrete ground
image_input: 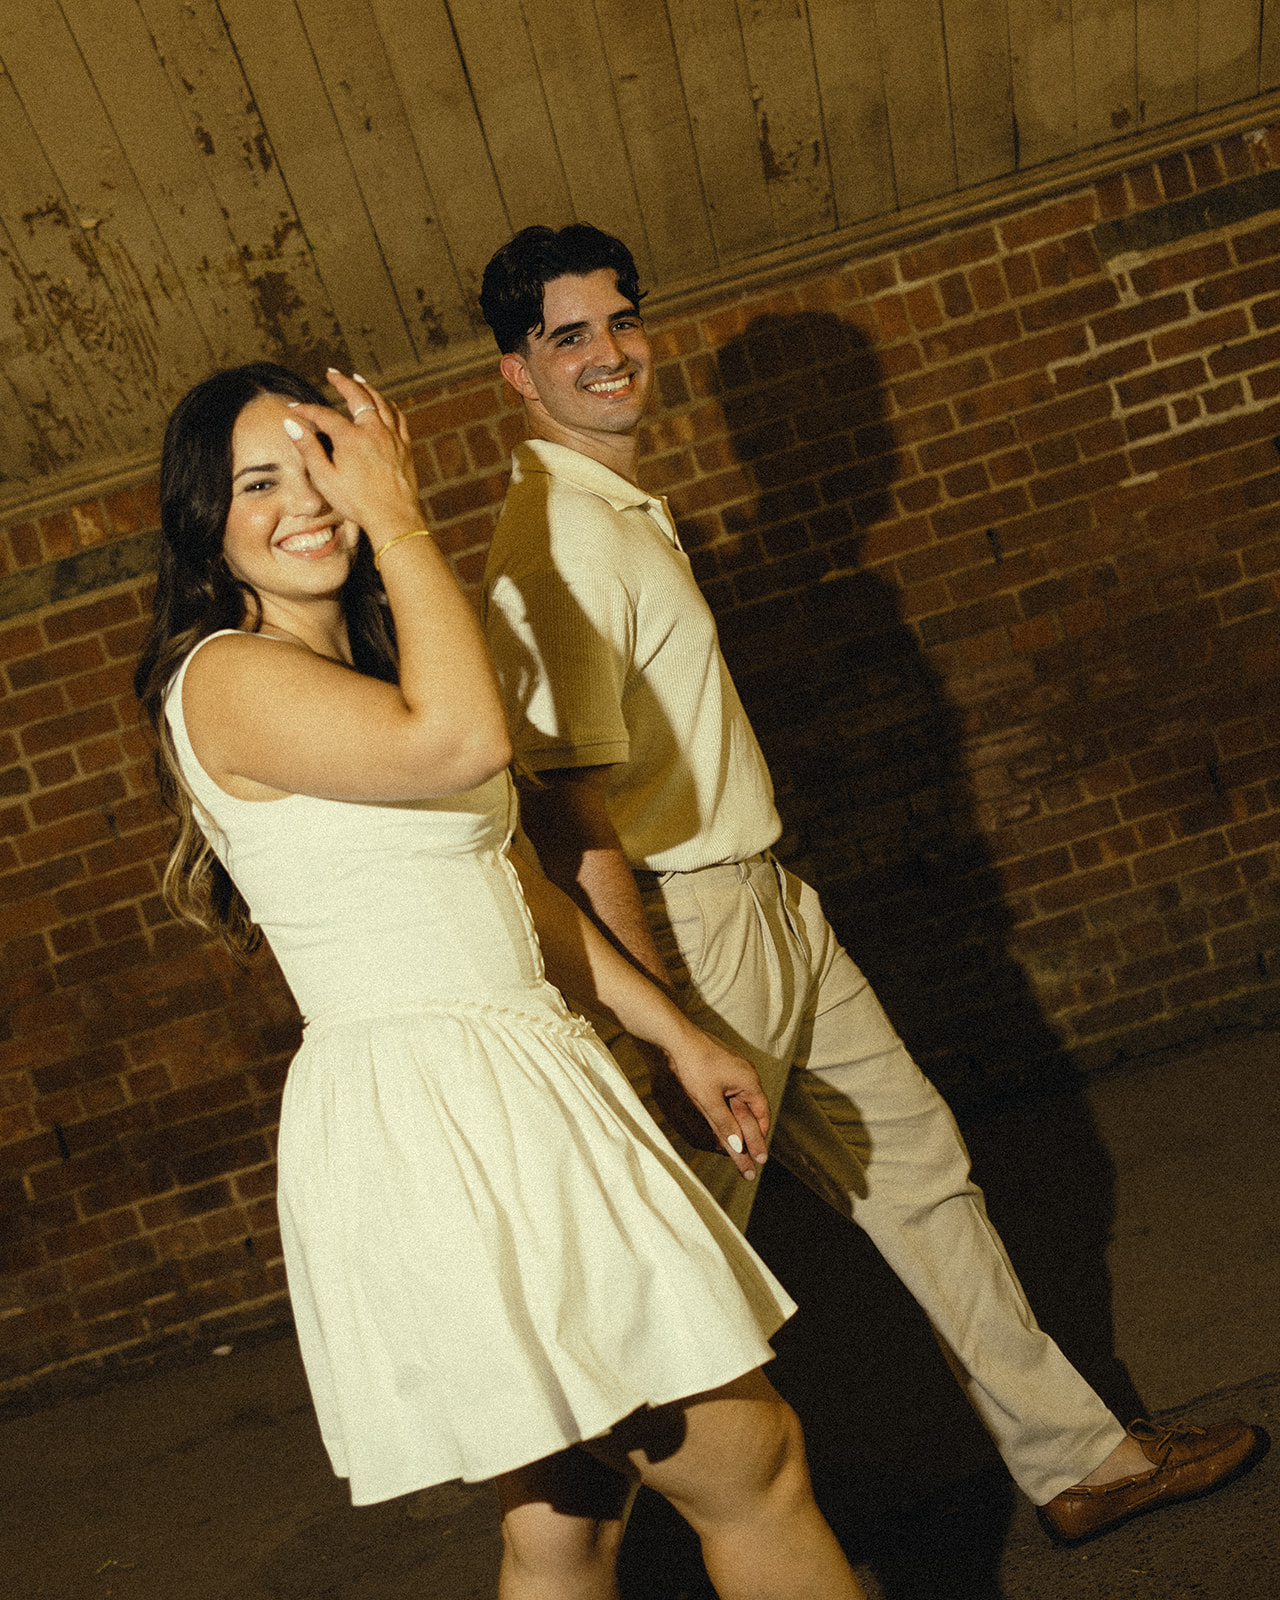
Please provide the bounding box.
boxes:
[2,1029,1277,1600]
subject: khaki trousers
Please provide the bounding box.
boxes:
[591,852,1124,1504]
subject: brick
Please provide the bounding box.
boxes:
[898,226,999,282]
[42,592,139,645]
[1035,861,1132,913]
[892,356,990,411]
[19,703,120,759]
[1232,217,1280,266]
[921,310,1021,366]
[1157,153,1193,200]
[1095,173,1128,219]
[1002,252,1037,299]
[1126,164,1163,208]
[1249,360,1280,401]
[1000,194,1097,249]
[917,419,1017,472]
[1089,291,1191,347]
[1015,385,1114,443]
[967,261,1006,311]
[1033,239,1073,289]
[1208,327,1280,378]
[904,284,944,330]
[1187,144,1225,190]
[404,386,499,439]
[1020,279,1120,332]
[939,272,974,319]
[1132,834,1230,885]
[1254,294,1280,331]
[1151,307,1250,364]
[27,772,126,827]
[1033,452,1134,509]
[1114,357,1206,408]
[1194,262,1280,314]
[1129,242,1232,297]
[929,486,1032,540]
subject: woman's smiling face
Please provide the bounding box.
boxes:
[221,392,360,617]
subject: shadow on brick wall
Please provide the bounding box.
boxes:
[621,311,1147,1597]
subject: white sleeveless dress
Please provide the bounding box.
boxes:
[166,633,794,1505]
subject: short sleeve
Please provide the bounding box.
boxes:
[485,565,635,772]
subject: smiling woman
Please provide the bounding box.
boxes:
[129,362,864,1598]
[222,394,361,602]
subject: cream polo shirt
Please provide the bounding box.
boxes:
[482,439,781,873]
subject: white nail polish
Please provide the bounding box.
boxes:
[283,417,305,439]
[727,1133,744,1154]
[352,373,367,383]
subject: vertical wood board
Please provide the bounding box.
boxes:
[1198,0,1264,109]
[808,0,896,225]
[138,0,350,380]
[0,2,211,404]
[58,0,267,370]
[735,0,835,244]
[591,0,717,281]
[942,0,1015,187]
[368,0,512,304]
[443,0,574,234]
[1072,0,1138,150]
[875,0,956,206]
[216,0,416,379]
[0,69,157,456]
[520,0,651,267]
[0,216,112,487]
[666,0,776,262]
[295,0,475,359]
[1135,0,1198,129]
[1007,0,1077,167]
[1264,0,1280,92]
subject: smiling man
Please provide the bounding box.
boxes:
[478,223,1260,1545]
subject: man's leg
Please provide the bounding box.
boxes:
[591,857,814,1230]
[767,867,1125,1502]
[623,856,1124,1503]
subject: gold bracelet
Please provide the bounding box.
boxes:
[373,528,434,573]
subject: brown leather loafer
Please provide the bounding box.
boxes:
[1039,1417,1264,1545]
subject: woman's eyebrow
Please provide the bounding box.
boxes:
[232,461,277,482]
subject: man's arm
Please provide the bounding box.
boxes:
[518,763,731,1153]
[517,764,675,991]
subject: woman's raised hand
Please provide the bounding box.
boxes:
[282,369,422,544]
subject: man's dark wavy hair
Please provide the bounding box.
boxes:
[479,224,645,354]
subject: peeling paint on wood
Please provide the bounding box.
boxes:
[0,0,1273,511]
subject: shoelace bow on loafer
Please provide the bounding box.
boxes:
[1039,1416,1264,1545]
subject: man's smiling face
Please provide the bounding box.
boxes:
[500,268,653,460]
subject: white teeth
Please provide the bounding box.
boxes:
[279,527,334,553]
[587,375,632,393]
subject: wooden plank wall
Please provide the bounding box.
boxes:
[1,0,1278,515]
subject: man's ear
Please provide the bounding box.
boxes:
[500,350,538,401]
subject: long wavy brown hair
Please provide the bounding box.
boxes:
[134,363,398,959]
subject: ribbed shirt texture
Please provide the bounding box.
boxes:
[482,439,781,872]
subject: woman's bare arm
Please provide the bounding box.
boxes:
[510,850,769,1180]
[182,373,511,802]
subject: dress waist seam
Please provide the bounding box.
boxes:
[301,998,596,1040]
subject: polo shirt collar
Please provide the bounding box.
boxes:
[514,439,676,539]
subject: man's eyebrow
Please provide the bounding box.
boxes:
[232,462,277,482]
[542,306,641,342]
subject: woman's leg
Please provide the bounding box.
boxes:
[494,1444,634,1600]
[588,1368,864,1600]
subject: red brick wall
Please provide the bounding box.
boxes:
[3,122,1279,1395]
